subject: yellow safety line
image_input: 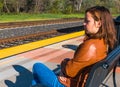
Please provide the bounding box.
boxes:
[0,31,85,59]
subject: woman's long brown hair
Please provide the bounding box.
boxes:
[85,6,117,49]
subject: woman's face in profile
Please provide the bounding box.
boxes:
[83,12,101,35]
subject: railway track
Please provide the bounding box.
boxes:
[0,27,83,49]
[0,18,83,29]
[0,30,62,49]
[0,18,84,49]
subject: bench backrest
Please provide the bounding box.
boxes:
[114,16,120,46]
[85,46,120,87]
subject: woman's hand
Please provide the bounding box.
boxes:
[58,76,70,87]
[59,76,67,82]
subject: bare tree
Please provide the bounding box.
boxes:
[25,0,34,13]
[3,0,10,13]
[12,0,26,13]
[33,0,43,13]
[70,0,83,12]
[1,0,120,14]
[114,0,120,13]
[76,0,83,12]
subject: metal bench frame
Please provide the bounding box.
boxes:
[85,46,120,87]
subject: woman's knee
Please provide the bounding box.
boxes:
[33,62,44,72]
[33,62,42,67]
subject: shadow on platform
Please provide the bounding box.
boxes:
[62,44,78,51]
[5,65,33,87]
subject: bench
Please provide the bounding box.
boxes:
[85,46,120,87]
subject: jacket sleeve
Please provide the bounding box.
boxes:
[61,41,97,77]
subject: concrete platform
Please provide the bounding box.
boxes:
[0,36,120,87]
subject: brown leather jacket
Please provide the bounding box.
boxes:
[59,38,107,87]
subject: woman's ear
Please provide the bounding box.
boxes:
[96,21,101,28]
[94,21,101,33]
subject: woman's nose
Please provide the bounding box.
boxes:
[83,22,86,26]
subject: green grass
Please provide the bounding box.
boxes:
[113,14,120,18]
[0,13,84,23]
[0,13,119,23]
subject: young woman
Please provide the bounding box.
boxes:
[31,6,116,87]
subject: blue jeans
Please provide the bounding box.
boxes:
[32,62,65,87]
